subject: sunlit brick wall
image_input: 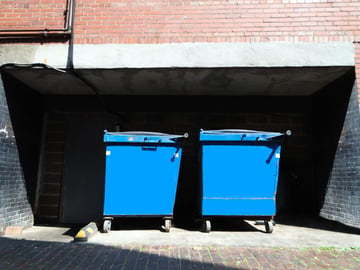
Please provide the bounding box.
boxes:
[0,0,67,30]
[1,1,359,44]
[72,0,360,44]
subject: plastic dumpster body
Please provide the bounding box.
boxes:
[102,131,187,232]
[199,129,290,233]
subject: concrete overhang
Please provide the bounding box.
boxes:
[0,42,355,96]
[0,42,355,68]
[1,66,354,96]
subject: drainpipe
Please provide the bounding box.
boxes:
[0,0,73,41]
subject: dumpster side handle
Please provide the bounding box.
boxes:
[142,137,161,150]
[144,137,161,144]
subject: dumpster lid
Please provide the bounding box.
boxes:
[104,130,188,143]
[199,129,291,141]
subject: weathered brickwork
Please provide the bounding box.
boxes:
[72,0,360,44]
[320,81,360,229]
[0,1,359,44]
[0,0,66,30]
[0,77,33,232]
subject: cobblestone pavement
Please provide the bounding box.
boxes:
[0,237,359,270]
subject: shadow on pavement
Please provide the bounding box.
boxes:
[0,237,247,270]
[1,235,359,269]
[274,213,360,235]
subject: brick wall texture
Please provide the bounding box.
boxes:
[320,82,360,228]
[0,77,33,232]
[1,0,359,44]
[0,0,66,30]
[74,0,360,44]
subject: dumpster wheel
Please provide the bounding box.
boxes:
[161,218,172,233]
[103,219,112,233]
[201,219,211,233]
[265,220,273,233]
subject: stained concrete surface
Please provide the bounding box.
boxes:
[4,215,360,248]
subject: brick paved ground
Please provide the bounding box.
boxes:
[0,238,359,270]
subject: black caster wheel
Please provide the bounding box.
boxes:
[103,219,112,233]
[265,220,273,233]
[161,218,171,233]
[202,219,211,233]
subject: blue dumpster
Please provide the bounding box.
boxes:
[102,130,188,232]
[199,129,290,233]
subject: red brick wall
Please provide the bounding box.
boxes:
[1,1,359,44]
[0,0,66,30]
[73,0,360,44]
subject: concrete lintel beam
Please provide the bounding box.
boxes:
[0,42,355,69]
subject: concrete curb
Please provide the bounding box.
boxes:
[74,222,98,242]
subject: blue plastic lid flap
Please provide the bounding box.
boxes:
[199,129,285,142]
[104,131,186,143]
